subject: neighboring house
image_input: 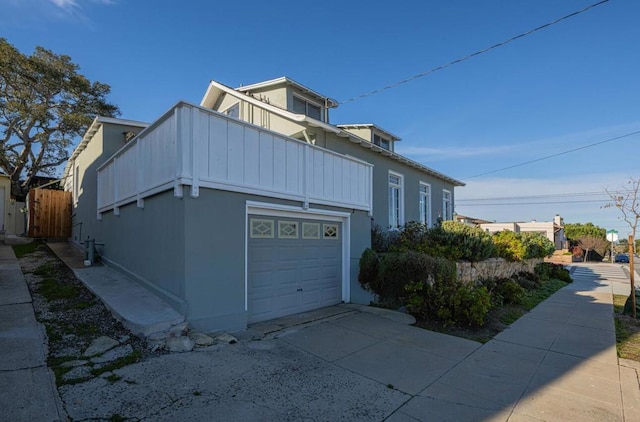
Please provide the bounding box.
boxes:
[480,215,566,250]
[455,214,492,226]
[64,76,464,332]
[0,174,26,236]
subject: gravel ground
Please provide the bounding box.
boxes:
[17,242,166,385]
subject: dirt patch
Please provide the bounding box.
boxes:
[16,242,166,385]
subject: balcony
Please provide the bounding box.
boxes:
[97,102,373,217]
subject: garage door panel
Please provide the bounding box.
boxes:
[248,215,343,324]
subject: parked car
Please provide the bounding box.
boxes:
[615,254,630,263]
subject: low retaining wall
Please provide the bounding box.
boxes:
[457,258,543,284]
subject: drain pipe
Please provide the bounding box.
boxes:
[83,237,104,266]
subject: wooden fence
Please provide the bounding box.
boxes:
[28,188,72,238]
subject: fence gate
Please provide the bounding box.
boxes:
[28,189,72,238]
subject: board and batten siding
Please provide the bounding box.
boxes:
[97,102,373,217]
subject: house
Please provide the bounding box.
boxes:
[454,214,492,226]
[480,215,566,250]
[64,77,464,332]
[0,174,26,236]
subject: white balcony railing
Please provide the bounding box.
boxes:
[97,102,373,216]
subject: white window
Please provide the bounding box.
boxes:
[292,95,323,120]
[323,224,339,239]
[388,172,404,228]
[250,219,274,238]
[278,220,299,239]
[222,103,240,119]
[442,189,452,221]
[373,134,391,151]
[302,222,320,239]
[419,183,431,226]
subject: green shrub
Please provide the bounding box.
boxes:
[395,221,495,262]
[496,279,525,305]
[521,232,555,259]
[358,248,380,292]
[493,230,526,261]
[377,252,456,303]
[406,279,491,326]
[550,263,572,282]
[533,262,572,283]
[359,249,457,304]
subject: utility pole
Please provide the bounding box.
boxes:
[631,235,636,319]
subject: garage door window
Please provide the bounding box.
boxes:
[250,219,274,238]
[302,222,320,239]
[323,223,339,239]
[278,221,299,239]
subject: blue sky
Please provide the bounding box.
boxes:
[2,0,639,237]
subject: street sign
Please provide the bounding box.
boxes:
[606,230,619,242]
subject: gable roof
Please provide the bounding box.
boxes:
[336,123,402,142]
[236,76,338,108]
[201,80,464,186]
[61,116,148,182]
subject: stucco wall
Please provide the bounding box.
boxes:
[70,123,145,247]
[324,134,456,229]
[97,187,372,333]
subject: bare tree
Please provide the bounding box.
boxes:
[577,236,608,262]
[605,177,639,318]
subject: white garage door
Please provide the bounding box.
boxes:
[247,215,342,324]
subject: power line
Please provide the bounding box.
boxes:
[339,0,610,104]
[456,190,634,203]
[458,199,609,206]
[462,129,640,180]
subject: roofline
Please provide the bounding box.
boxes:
[236,76,339,108]
[62,116,148,181]
[202,80,464,187]
[336,123,402,142]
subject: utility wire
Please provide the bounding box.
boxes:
[456,190,632,202]
[462,129,640,180]
[340,0,610,104]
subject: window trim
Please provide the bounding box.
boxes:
[442,189,453,221]
[373,133,391,151]
[221,102,240,119]
[292,94,324,121]
[388,171,404,229]
[419,182,431,227]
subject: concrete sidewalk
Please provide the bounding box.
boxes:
[4,239,640,420]
[0,243,67,421]
[47,242,185,338]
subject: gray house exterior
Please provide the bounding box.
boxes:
[65,77,463,333]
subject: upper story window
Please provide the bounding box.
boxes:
[373,134,391,151]
[222,103,240,119]
[389,172,404,229]
[442,189,452,221]
[292,95,323,120]
[419,183,431,226]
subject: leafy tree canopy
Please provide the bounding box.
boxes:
[564,222,606,243]
[0,38,119,197]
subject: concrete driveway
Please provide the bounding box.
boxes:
[60,306,481,421]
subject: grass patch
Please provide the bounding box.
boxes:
[613,294,640,361]
[12,241,41,258]
[33,263,57,277]
[106,373,122,383]
[36,278,80,301]
[90,350,142,377]
[521,279,567,310]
